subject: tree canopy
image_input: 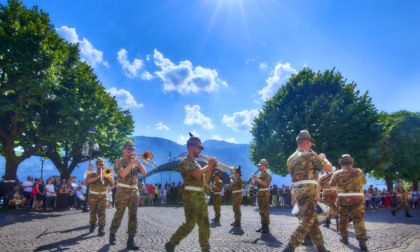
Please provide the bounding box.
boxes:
[250,68,381,176]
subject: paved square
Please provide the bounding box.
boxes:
[0,206,419,251]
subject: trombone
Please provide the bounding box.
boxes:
[201,155,236,173]
[131,150,157,169]
[100,167,114,184]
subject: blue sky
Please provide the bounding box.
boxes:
[13,0,420,144]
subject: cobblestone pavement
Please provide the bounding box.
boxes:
[0,205,419,252]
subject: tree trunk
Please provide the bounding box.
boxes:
[384,175,394,192]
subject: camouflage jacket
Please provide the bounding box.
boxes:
[330,167,366,193]
[256,170,272,190]
[87,171,112,192]
[232,177,243,191]
[395,185,407,197]
[114,157,140,186]
[287,148,327,183]
[180,156,205,188]
[213,180,223,192]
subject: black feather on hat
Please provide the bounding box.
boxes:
[235,165,242,175]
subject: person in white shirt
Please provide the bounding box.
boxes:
[45,178,56,210]
[21,176,33,208]
[242,186,248,205]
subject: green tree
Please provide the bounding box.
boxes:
[32,61,134,180]
[250,68,381,176]
[0,0,77,180]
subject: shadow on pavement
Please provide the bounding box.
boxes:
[228,226,244,235]
[210,221,221,228]
[252,233,283,248]
[0,210,68,227]
[34,233,90,251]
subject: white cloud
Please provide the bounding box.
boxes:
[153,49,227,94]
[155,122,170,131]
[106,87,144,109]
[177,131,200,145]
[184,105,214,130]
[258,62,297,101]
[259,63,267,70]
[141,71,154,80]
[117,49,144,78]
[222,109,259,132]
[211,135,237,144]
[56,26,109,67]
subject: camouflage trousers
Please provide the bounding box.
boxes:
[88,193,108,226]
[322,191,337,221]
[257,191,270,224]
[109,187,140,236]
[170,190,210,249]
[232,192,242,220]
[337,196,367,239]
[289,185,324,247]
[213,194,221,218]
[395,196,409,214]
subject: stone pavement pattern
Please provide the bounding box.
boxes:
[0,206,419,251]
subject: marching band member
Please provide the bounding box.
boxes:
[230,167,243,227]
[210,171,223,223]
[330,154,368,251]
[283,130,332,252]
[109,141,147,250]
[86,158,114,236]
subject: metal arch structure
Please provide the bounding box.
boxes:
[139,160,231,184]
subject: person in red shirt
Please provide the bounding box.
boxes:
[146,184,155,205]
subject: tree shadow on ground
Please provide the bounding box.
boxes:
[0,210,72,227]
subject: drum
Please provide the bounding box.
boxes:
[292,201,330,224]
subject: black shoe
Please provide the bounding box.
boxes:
[231,220,241,227]
[358,239,368,251]
[126,236,140,250]
[282,243,295,252]
[339,236,349,245]
[302,235,314,246]
[109,233,116,245]
[89,223,96,233]
[317,245,328,252]
[98,225,105,237]
[406,213,413,217]
[323,220,330,228]
[165,242,175,252]
[261,223,270,233]
[391,210,396,216]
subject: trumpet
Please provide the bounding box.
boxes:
[100,167,114,184]
[131,150,157,169]
[201,155,236,173]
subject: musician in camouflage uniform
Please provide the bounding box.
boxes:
[249,159,272,233]
[86,158,114,236]
[230,167,243,227]
[330,154,368,251]
[391,179,412,217]
[319,171,337,228]
[211,171,223,222]
[165,134,217,252]
[283,130,332,252]
[109,141,147,250]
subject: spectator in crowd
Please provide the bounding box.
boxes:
[45,178,56,210]
[225,185,232,205]
[139,182,146,207]
[271,185,278,207]
[412,189,419,208]
[278,185,284,207]
[269,186,273,205]
[380,189,386,208]
[249,186,256,206]
[170,182,177,205]
[6,186,26,209]
[60,179,67,191]
[80,181,87,198]
[384,190,392,208]
[67,178,77,210]
[31,178,39,209]
[284,186,291,208]
[21,176,33,208]
[75,186,86,209]
[147,183,155,205]
[154,184,159,205]
[242,186,248,205]
[161,185,168,205]
[157,184,163,205]
[35,178,45,211]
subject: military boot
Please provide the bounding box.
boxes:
[98,225,105,237]
[211,217,220,222]
[231,219,241,227]
[316,244,328,252]
[282,243,295,252]
[109,233,116,245]
[165,242,175,252]
[261,223,270,233]
[323,219,330,228]
[358,239,368,251]
[302,235,314,246]
[339,236,349,245]
[126,236,140,250]
[406,213,413,217]
[89,223,96,233]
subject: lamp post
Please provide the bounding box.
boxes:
[83,127,97,212]
[40,158,45,179]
